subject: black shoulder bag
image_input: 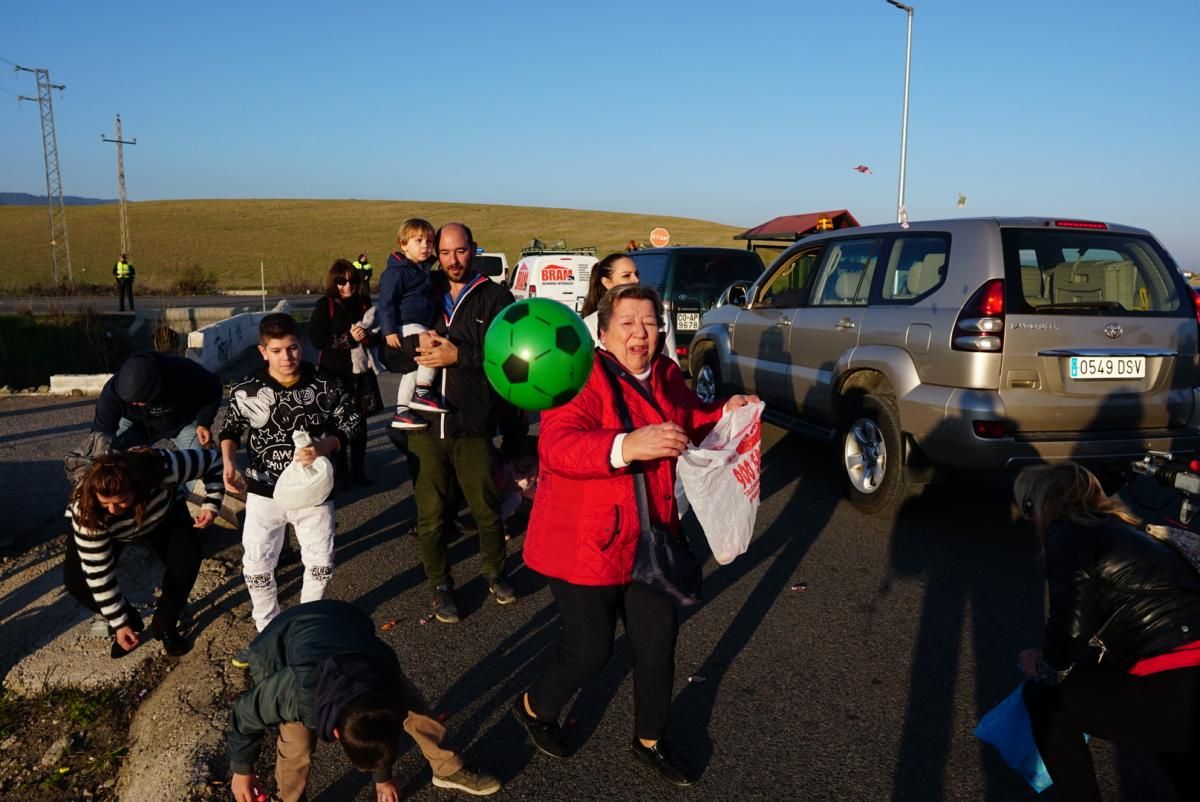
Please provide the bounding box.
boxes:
[599,355,702,607]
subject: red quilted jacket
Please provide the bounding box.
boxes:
[523,350,725,585]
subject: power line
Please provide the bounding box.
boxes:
[0,55,18,67]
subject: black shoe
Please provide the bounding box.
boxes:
[351,471,374,488]
[433,584,460,624]
[511,695,569,759]
[629,739,693,787]
[487,576,517,605]
[153,625,192,657]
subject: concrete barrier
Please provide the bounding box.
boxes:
[186,300,291,372]
[49,373,114,395]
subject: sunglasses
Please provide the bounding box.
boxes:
[335,277,360,286]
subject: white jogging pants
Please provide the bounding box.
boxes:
[242,494,335,631]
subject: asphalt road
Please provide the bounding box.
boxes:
[0,293,318,315]
[0,372,1186,801]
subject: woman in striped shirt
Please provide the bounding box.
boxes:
[65,448,224,658]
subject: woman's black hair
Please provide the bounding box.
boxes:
[579,253,636,318]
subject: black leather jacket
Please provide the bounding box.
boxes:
[1043,518,1200,672]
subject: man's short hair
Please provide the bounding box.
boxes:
[434,222,474,249]
[596,284,664,335]
[337,691,402,773]
[397,218,435,247]
[258,312,299,344]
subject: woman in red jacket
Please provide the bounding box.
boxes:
[512,284,759,786]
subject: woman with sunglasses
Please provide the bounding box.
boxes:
[309,259,383,487]
[1013,462,1200,801]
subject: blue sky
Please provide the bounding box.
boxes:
[3,0,1198,265]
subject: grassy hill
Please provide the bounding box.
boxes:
[0,199,747,292]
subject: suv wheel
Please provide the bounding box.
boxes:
[693,353,721,404]
[842,394,907,515]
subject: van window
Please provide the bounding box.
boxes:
[812,239,882,306]
[760,248,820,308]
[879,235,949,303]
[1002,230,1183,314]
[475,255,504,278]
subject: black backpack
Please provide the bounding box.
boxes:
[64,432,114,487]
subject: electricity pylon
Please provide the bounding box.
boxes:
[102,114,136,258]
[16,65,72,285]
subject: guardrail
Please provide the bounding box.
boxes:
[185,300,291,372]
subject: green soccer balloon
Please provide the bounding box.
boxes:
[483,298,595,411]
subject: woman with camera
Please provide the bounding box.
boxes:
[1015,462,1200,801]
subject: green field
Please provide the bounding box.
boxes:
[0,199,747,292]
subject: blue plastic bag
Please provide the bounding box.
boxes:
[974,682,1053,793]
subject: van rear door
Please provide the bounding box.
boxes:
[998,226,1197,434]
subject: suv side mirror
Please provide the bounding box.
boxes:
[719,282,750,308]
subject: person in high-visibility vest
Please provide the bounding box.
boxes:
[113,253,136,312]
[352,253,373,297]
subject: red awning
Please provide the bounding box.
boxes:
[735,210,860,242]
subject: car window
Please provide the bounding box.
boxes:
[1002,230,1183,314]
[811,239,882,307]
[672,251,764,307]
[879,235,949,303]
[629,253,671,295]
[759,248,820,308]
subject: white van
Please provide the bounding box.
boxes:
[509,250,598,311]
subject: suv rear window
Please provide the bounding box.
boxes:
[630,253,671,295]
[672,251,764,306]
[1003,230,1183,314]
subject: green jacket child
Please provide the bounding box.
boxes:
[226,600,499,802]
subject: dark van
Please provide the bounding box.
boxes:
[628,246,765,369]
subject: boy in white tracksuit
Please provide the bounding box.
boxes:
[219,313,363,631]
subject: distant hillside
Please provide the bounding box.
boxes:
[0,192,116,206]
[0,198,748,291]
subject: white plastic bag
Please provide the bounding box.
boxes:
[677,401,764,564]
[273,430,335,511]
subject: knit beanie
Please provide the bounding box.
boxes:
[115,353,163,403]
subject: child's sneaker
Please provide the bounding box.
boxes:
[410,385,447,414]
[391,409,428,430]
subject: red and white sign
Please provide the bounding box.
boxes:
[650,227,670,247]
[542,265,573,283]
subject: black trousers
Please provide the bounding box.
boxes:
[1024,664,1200,802]
[528,577,679,741]
[63,503,204,635]
[116,278,134,311]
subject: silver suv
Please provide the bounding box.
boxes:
[689,217,1200,513]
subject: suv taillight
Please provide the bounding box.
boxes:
[1189,286,1200,337]
[953,279,1005,352]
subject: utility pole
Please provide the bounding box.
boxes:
[16,65,73,285]
[102,114,136,258]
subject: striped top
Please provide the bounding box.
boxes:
[67,448,224,630]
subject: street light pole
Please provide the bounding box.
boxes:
[886,0,914,224]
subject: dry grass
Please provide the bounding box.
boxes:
[0,199,746,292]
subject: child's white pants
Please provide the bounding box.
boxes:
[242,493,335,631]
[396,322,438,408]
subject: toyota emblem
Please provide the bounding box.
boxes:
[1104,323,1123,339]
